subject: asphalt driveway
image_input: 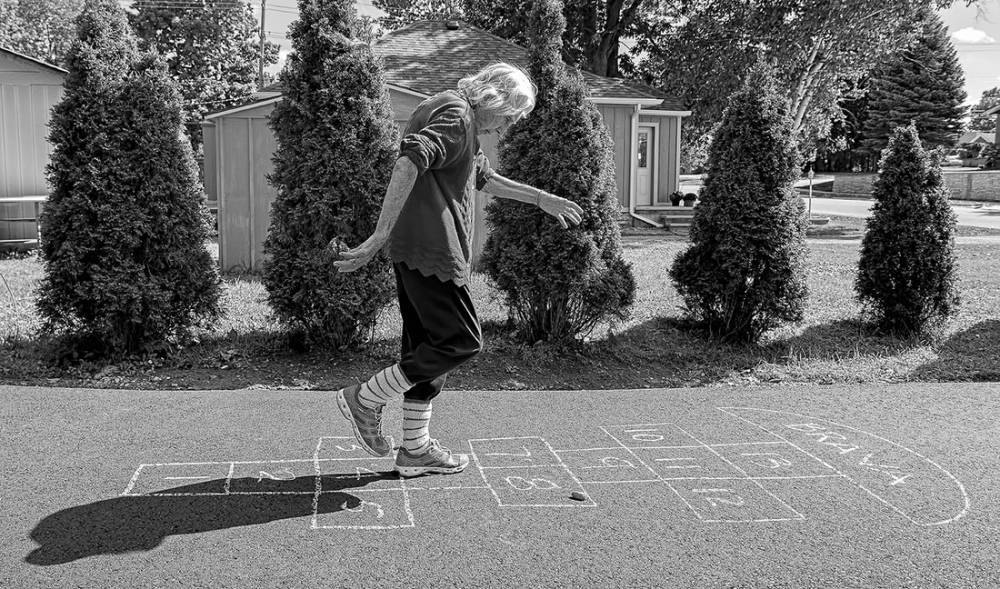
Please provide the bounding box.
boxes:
[2,382,997,588]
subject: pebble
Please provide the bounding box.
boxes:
[570,491,587,502]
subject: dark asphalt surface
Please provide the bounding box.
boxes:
[2,382,998,588]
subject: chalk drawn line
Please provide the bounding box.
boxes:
[672,424,806,522]
[715,407,970,526]
[599,426,703,519]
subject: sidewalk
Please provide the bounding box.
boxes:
[2,382,997,588]
[804,196,1000,230]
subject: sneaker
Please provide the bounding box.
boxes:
[336,384,392,457]
[395,439,469,477]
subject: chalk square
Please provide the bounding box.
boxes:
[710,443,836,479]
[555,448,658,483]
[669,477,803,522]
[314,436,381,460]
[602,423,702,448]
[127,462,231,496]
[480,464,595,507]
[633,446,744,479]
[469,437,560,468]
[228,461,318,494]
[313,490,414,529]
[316,458,404,492]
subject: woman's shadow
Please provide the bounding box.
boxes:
[25,471,398,566]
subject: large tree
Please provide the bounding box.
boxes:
[263,0,399,349]
[128,0,279,154]
[481,0,635,342]
[669,63,808,344]
[37,0,220,357]
[856,124,959,336]
[861,10,966,156]
[0,0,83,66]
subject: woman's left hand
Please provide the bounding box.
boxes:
[538,191,584,229]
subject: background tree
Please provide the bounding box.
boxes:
[263,0,398,349]
[0,0,83,65]
[128,0,279,156]
[814,77,876,172]
[634,0,960,169]
[481,0,635,343]
[861,10,966,157]
[374,0,464,30]
[669,63,808,344]
[855,124,959,336]
[375,0,663,77]
[37,0,220,357]
[967,87,1000,132]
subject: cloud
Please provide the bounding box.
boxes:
[952,27,997,43]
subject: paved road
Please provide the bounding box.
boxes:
[803,196,1000,230]
[2,383,998,588]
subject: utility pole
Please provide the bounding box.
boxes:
[258,0,266,89]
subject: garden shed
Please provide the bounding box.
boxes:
[202,20,690,272]
[0,47,66,246]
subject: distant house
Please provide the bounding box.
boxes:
[983,103,1000,143]
[202,20,690,272]
[956,131,994,146]
[0,46,66,244]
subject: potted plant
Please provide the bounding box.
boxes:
[682,192,698,206]
[669,190,683,206]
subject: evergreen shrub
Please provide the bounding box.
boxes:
[480,0,635,343]
[669,64,808,344]
[36,0,220,357]
[263,0,398,348]
[855,123,959,336]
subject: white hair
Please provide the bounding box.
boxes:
[458,63,537,118]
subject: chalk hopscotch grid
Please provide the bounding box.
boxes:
[117,410,969,529]
[715,407,971,527]
[311,436,414,530]
[669,423,806,523]
[467,436,598,508]
[597,425,703,518]
[595,423,813,523]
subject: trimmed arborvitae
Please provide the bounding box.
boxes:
[669,63,808,344]
[36,0,220,357]
[263,0,398,348]
[862,10,966,156]
[855,123,958,336]
[480,0,635,343]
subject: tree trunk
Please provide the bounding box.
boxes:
[584,0,644,78]
[790,37,826,134]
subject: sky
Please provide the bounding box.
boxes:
[255,0,1000,108]
[940,0,1000,106]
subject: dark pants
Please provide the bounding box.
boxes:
[395,263,482,402]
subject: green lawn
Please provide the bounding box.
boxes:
[2,224,998,390]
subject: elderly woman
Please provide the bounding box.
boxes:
[333,62,582,477]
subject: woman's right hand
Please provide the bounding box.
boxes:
[332,232,388,273]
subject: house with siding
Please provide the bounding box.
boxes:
[202,20,690,272]
[0,46,66,246]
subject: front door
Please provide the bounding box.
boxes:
[636,125,654,207]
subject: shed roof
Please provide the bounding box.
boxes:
[0,45,68,75]
[252,20,688,112]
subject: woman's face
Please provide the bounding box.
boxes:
[476,109,525,136]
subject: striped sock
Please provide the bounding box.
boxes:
[401,399,432,454]
[356,364,413,410]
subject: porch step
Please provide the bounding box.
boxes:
[643,206,697,232]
